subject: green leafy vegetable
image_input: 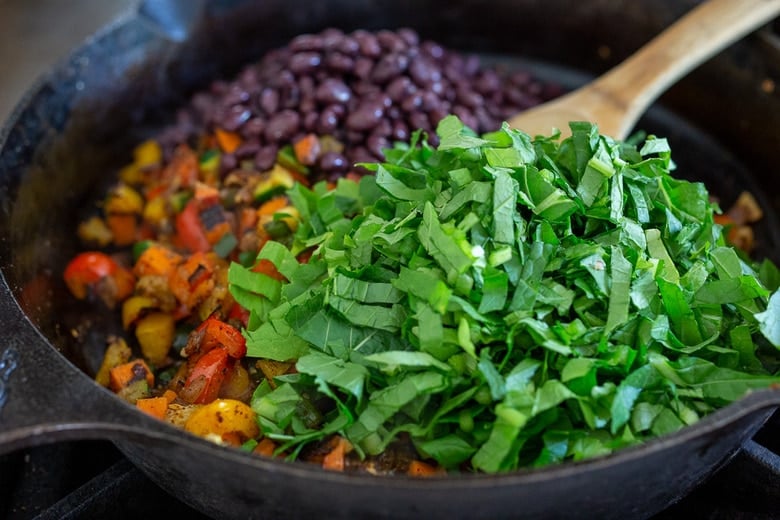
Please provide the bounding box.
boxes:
[235,116,780,473]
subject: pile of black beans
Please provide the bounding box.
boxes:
[158,27,562,179]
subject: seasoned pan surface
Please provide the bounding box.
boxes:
[1,1,780,518]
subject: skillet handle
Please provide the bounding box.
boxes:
[0,277,178,456]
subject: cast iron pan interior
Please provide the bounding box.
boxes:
[1,0,779,518]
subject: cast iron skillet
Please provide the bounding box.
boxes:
[1,1,780,518]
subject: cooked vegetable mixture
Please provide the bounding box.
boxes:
[64,32,780,476]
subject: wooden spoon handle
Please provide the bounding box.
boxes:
[595,0,780,137]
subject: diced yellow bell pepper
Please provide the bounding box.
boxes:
[135,312,175,365]
[121,295,158,329]
[77,216,113,247]
[133,139,162,169]
[105,184,144,214]
[95,336,132,387]
[143,196,168,224]
[184,399,259,444]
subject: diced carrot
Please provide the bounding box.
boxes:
[162,389,178,403]
[107,213,138,246]
[136,396,168,420]
[257,196,290,217]
[194,182,220,204]
[168,251,216,309]
[112,264,136,303]
[239,207,258,234]
[95,337,132,388]
[251,258,285,281]
[215,128,242,154]
[167,145,199,187]
[220,431,244,446]
[109,359,154,392]
[407,460,444,477]
[322,436,349,472]
[253,437,279,457]
[133,244,183,278]
[293,134,321,166]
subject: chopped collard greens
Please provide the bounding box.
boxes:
[231,116,780,473]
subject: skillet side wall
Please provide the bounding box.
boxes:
[0,0,778,519]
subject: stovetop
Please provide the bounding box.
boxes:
[1,411,778,519]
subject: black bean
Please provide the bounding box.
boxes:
[456,86,483,109]
[222,85,250,106]
[371,119,392,138]
[371,54,409,84]
[354,31,381,58]
[387,106,402,120]
[452,105,478,130]
[352,81,381,97]
[409,57,441,86]
[289,52,322,75]
[401,93,423,113]
[350,146,376,164]
[397,28,419,47]
[299,76,315,96]
[271,70,295,89]
[354,57,373,80]
[290,33,324,52]
[254,145,278,171]
[220,153,238,173]
[377,30,406,53]
[464,55,481,76]
[408,111,430,132]
[265,110,300,143]
[336,36,360,56]
[420,91,441,112]
[391,120,409,141]
[475,70,500,94]
[321,28,345,49]
[346,100,384,131]
[280,85,301,109]
[156,28,561,182]
[259,88,279,115]
[300,98,317,113]
[421,41,444,60]
[235,139,261,159]
[428,107,450,126]
[317,106,340,134]
[367,134,389,159]
[387,76,412,102]
[220,105,251,131]
[346,131,365,144]
[315,79,351,104]
[303,111,319,132]
[319,151,348,172]
[325,53,354,73]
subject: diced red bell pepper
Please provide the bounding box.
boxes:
[182,315,246,359]
[183,347,230,404]
[63,251,135,306]
[176,199,211,253]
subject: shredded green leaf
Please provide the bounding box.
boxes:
[234,116,780,473]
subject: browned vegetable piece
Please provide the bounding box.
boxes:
[95,336,132,387]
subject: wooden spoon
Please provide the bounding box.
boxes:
[508,0,780,139]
